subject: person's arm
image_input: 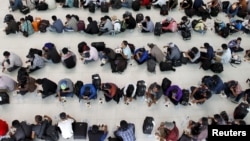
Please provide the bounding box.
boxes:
[67,114,76,122]
[88,85,97,99]
[120,49,128,59]
[100,125,108,141]
[190,87,198,98]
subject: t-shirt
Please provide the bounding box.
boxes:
[58,119,74,139]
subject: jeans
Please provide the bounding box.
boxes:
[7,65,20,72]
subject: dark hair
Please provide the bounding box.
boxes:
[204,43,209,48]
[191,47,199,54]
[213,114,223,122]
[84,86,91,96]
[92,125,99,133]
[36,79,43,84]
[221,44,228,49]
[102,83,111,89]
[35,115,43,123]
[60,112,67,120]
[122,40,128,46]
[3,51,10,57]
[237,37,242,41]
[181,16,188,21]
[201,117,208,126]
[52,15,57,21]
[12,120,21,128]
[120,120,128,131]
[145,16,150,21]
[87,17,92,22]
[66,14,71,19]
[62,48,69,54]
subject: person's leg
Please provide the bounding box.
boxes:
[7,65,19,72]
[28,66,40,73]
[234,91,245,102]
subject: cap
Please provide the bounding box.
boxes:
[215,18,222,24]
[60,81,67,90]
[168,42,174,48]
[166,17,172,21]
[165,122,174,130]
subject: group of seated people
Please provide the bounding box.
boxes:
[0,107,248,141]
[5,0,250,37]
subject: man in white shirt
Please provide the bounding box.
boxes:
[2,51,23,72]
[0,75,17,92]
[57,112,76,139]
[214,44,232,64]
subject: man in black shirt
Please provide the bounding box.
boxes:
[36,78,57,99]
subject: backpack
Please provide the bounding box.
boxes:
[77,20,85,31]
[128,43,135,55]
[159,61,176,72]
[200,60,211,70]
[125,84,135,97]
[111,0,122,9]
[210,62,223,73]
[4,14,15,23]
[74,81,84,99]
[136,13,144,23]
[180,89,190,106]
[92,74,101,90]
[219,27,230,38]
[0,92,10,105]
[147,58,156,73]
[45,125,59,141]
[230,54,242,65]
[39,20,50,33]
[132,0,140,11]
[142,116,154,134]
[36,2,48,11]
[135,80,146,97]
[161,77,172,92]
[160,5,168,15]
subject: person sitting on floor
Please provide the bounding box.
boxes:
[183,47,201,63]
[57,112,76,139]
[185,117,208,141]
[48,15,64,33]
[9,120,32,141]
[190,84,212,105]
[2,51,23,73]
[60,47,77,69]
[56,78,74,101]
[84,17,99,35]
[9,0,23,11]
[88,124,108,141]
[161,17,178,33]
[164,42,181,62]
[80,83,97,100]
[146,82,163,107]
[227,37,244,53]
[36,78,57,99]
[77,42,99,64]
[122,83,136,105]
[64,14,78,32]
[155,121,179,141]
[16,75,37,95]
[26,53,45,73]
[164,85,183,106]
[100,82,118,103]
[139,16,154,33]
[42,42,61,63]
[0,75,17,92]
[114,120,136,141]
[98,16,114,36]
[223,80,244,104]
[213,43,232,64]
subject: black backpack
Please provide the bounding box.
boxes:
[135,80,146,97]
[4,14,14,23]
[210,62,223,73]
[45,125,59,141]
[147,58,156,73]
[136,13,144,23]
[161,77,172,92]
[132,0,140,11]
[92,74,101,90]
[0,92,10,105]
[142,116,154,134]
[179,89,190,106]
[39,20,50,33]
[160,5,168,15]
[73,0,79,8]
[200,60,211,70]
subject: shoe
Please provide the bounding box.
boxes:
[220,93,227,98]
[231,99,239,104]
[100,63,104,66]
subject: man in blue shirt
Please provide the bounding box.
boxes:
[200,42,214,62]
[48,15,64,33]
[115,120,136,141]
[80,83,97,100]
[9,0,23,11]
[140,16,154,33]
[228,37,244,53]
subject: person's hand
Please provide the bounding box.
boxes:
[2,67,5,72]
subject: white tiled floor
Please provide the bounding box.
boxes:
[0,0,250,141]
